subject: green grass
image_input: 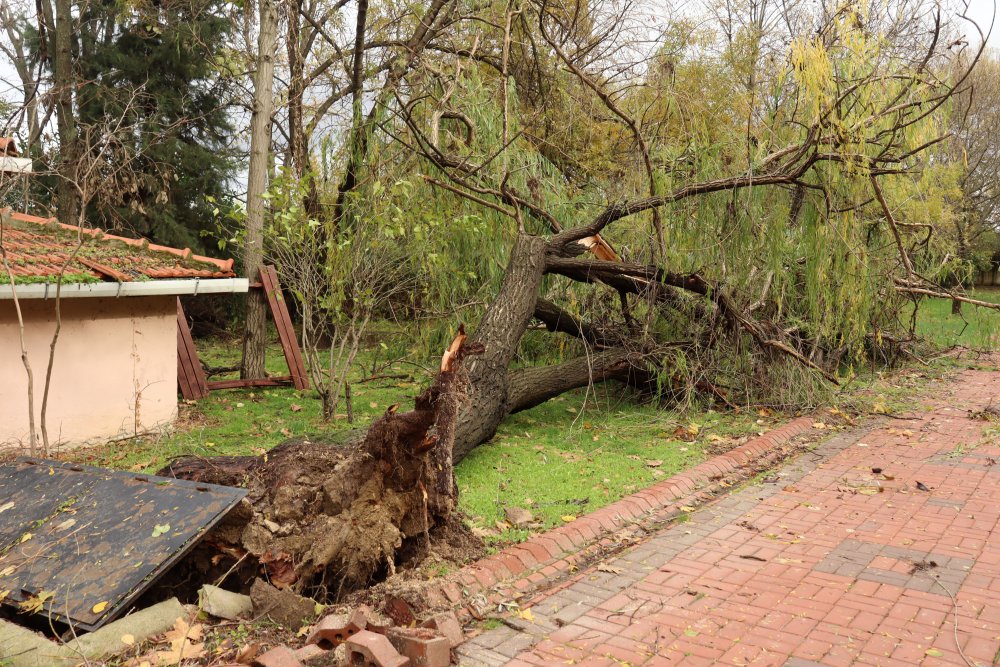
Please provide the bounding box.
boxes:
[65,333,432,471]
[456,388,768,542]
[62,332,775,545]
[59,290,999,550]
[911,288,1000,350]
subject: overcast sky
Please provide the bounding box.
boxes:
[965,0,999,48]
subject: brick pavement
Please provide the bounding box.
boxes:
[458,367,1000,666]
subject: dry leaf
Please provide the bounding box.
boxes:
[121,633,136,646]
[235,642,261,664]
[597,564,622,574]
[18,590,53,613]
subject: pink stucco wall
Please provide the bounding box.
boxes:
[0,295,177,449]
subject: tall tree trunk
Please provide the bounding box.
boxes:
[952,220,970,316]
[53,0,78,226]
[241,0,278,379]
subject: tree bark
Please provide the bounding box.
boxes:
[53,0,78,226]
[451,234,548,462]
[952,221,970,316]
[241,0,278,379]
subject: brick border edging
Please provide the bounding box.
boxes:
[412,415,817,611]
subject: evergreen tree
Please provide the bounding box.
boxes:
[38,0,239,250]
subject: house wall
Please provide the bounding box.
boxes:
[0,295,177,450]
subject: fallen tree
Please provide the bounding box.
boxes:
[161,2,999,599]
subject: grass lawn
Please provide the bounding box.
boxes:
[56,292,1000,549]
[60,333,778,545]
[912,288,1000,350]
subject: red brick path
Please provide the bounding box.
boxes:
[458,367,1000,666]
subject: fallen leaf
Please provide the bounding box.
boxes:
[679,506,696,512]
[645,459,663,468]
[597,564,622,574]
[290,404,302,412]
[151,524,171,538]
[0,501,13,513]
[235,642,260,664]
[92,601,108,614]
[561,515,576,522]
[54,518,76,531]
[18,590,53,614]
[0,566,15,577]
[518,608,534,621]
[925,648,943,657]
[121,633,135,646]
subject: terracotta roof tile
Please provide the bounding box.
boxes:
[0,137,17,157]
[0,210,236,283]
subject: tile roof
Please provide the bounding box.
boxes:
[0,210,235,284]
[0,138,18,157]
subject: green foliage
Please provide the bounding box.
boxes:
[28,0,239,251]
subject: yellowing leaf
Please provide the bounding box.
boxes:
[0,566,15,577]
[19,532,32,543]
[561,515,576,522]
[680,506,696,512]
[925,648,943,657]
[18,590,53,614]
[121,633,135,646]
[517,608,535,621]
[92,601,108,614]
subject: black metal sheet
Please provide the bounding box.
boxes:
[0,457,247,631]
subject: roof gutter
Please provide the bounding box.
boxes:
[0,278,249,300]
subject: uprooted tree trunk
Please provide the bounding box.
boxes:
[162,235,628,596]
[162,330,483,598]
[163,233,832,596]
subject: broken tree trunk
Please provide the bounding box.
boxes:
[163,231,833,596]
[163,234,635,596]
[162,330,482,597]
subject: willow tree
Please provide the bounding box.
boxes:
[166,1,992,596]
